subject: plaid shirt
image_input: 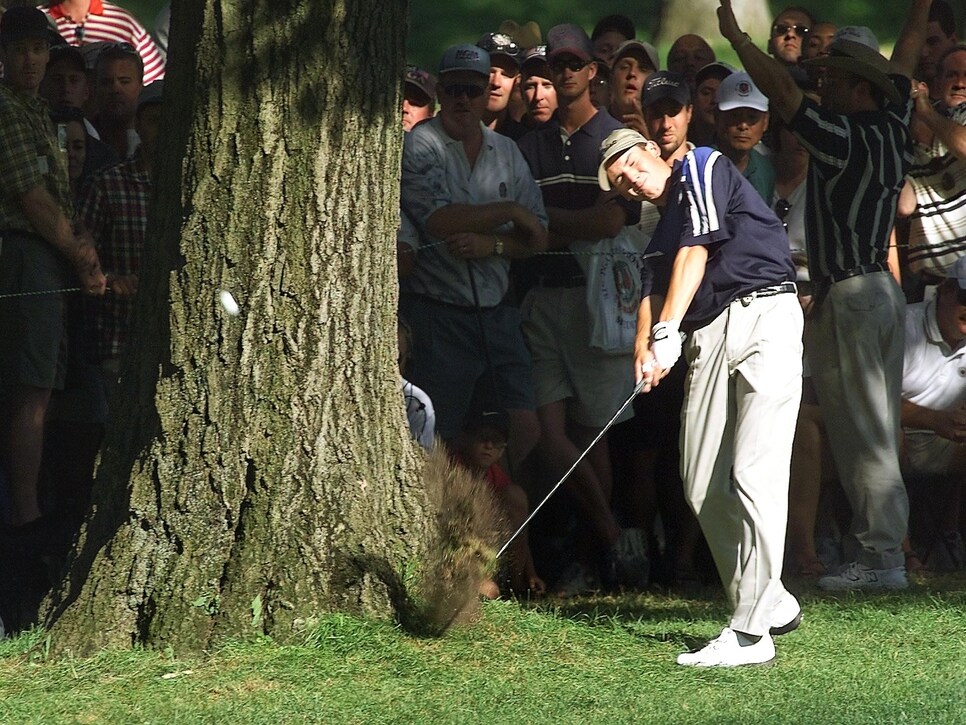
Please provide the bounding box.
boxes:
[0,83,73,233]
[79,151,150,361]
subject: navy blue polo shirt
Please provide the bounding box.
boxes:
[516,108,641,283]
[645,147,795,332]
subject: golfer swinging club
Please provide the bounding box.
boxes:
[599,126,804,667]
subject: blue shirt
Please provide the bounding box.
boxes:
[516,108,640,284]
[646,147,795,331]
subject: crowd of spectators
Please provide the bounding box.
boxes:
[0,1,166,635]
[397,0,966,601]
[0,0,964,638]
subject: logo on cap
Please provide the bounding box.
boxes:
[736,80,752,97]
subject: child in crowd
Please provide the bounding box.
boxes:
[454,410,545,598]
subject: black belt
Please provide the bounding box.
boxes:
[816,262,889,298]
[736,281,797,306]
[533,274,586,289]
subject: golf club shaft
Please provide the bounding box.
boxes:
[496,378,645,559]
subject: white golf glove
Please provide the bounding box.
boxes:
[651,320,682,369]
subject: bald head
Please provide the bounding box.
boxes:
[667,35,715,90]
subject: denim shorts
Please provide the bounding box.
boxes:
[0,232,69,389]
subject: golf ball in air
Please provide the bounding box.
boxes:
[218,289,240,316]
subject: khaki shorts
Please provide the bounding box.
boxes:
[903,429,961,477]
[521,286,634,428]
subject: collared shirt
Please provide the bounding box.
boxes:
[789,78,913,283]
[905,102,966,276]
[0,83,72,233]
[773,179,807,255]
[712,145,775,204]
[646,147,795,331]
[743,148,775,204]
[516,108,640,283]
[78,152,151,360]
[43,0,165,84]
[400,116,547,307]
[902,296,966,413]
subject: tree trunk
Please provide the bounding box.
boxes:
[658,0,773,48]
[45,0,427,655]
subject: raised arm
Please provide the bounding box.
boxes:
[891,0,933,79]
[912,89,966,159]
[717,0,803,124]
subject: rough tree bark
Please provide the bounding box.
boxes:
[658,0,773,47]
[44,0,428,654]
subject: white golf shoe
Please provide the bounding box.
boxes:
[677,627,775,667]
[769,591,802,636]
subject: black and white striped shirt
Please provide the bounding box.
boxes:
[790,76,913,283]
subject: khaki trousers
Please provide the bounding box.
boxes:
[806,272,908,569]
[681,293,803,636]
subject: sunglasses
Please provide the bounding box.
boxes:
[958,287,966,306]
[440,83,486,99]
[772,23,810,38]
[774,198,791,220]
[550,58,590,74]
[774,198,791,231]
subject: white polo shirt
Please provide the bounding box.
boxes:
[400,117,547,307]
[902,297,966,412]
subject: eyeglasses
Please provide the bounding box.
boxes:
[550,58,590,74]
[772,23,810,38]
[774,198,791,231]
[957,286,966,307]
[440,84,486,99]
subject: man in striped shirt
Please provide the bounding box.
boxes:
[719,0,931,591]
[40,0,164,84]
[901,45,966,279]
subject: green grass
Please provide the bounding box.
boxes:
[3,576,966,723]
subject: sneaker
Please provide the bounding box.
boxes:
[606,527,649,590]
[817,561,908,591]
[769,591,802,636]
[553,561,600,598]
[677,627,775,667]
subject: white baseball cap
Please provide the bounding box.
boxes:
[716,71,768,112]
